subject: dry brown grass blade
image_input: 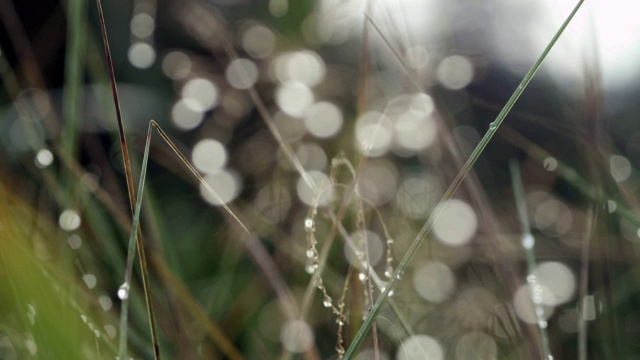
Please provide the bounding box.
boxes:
[94,0,161,358]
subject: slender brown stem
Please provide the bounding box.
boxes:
[94,0,161,358]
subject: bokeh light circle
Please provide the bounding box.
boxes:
[397,335,444,360]
[433,199,477,246]
[303,101,343,139]
[280,320,314,353]
[413,261,456,303]
[192,139,227,174]
[200,169,242,206]
[296,171,334,207]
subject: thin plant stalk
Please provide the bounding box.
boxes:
[118,122,153,360]
[94,0,160,358]
[115,121,251,359]
[510,160,552,358]
[343,1,584,357]
[146,122,298,322]
[181,7,410,355]
[62,0,86,162]
[45,134,245,359]
[120,119,290,359]
[357,2,380,358]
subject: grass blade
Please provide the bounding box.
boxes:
[94,0,161,358]
[509,160,552,359]
[61,0,86,161]
[118,122,154,360]
[343,1,585,358]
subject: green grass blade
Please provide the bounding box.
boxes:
[61,0,86,161]
[343,1,585,358]
[118,122,154,359]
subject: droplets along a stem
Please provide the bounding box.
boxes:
[305,262,318,275]
[395,270,403,280]
[384,237,394,278]
[117,282,130,300]
[304,208,320,275]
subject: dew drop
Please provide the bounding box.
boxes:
[323,297,332,308]
[395,270,404,280]
[306,248,314,258]
[304,218,315,231]
[35,149,54,168]
[305,263,317,274]
[384,268,393,279]
[358,272,366,282]
[522,233,535,249]
[336,318,344,326]
[117,282,130,300]
[489,122,497,130]
[538,320,548,329]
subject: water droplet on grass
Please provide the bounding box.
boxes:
[323,297,332,308]
[304,218,315,231]
[305,263,317,274]
[522,233,535,249]
[117,283,130,300]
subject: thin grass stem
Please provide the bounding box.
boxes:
[61,0,86,163]
[120,120,293,359]
[510,160,552,359]
[118,122,153,360]
[94,1,161,358]
[343,1,584,357]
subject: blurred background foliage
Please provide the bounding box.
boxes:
[2,0,640,359]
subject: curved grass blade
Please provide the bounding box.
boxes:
[118,120,252,359]
[343,1,585,358]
